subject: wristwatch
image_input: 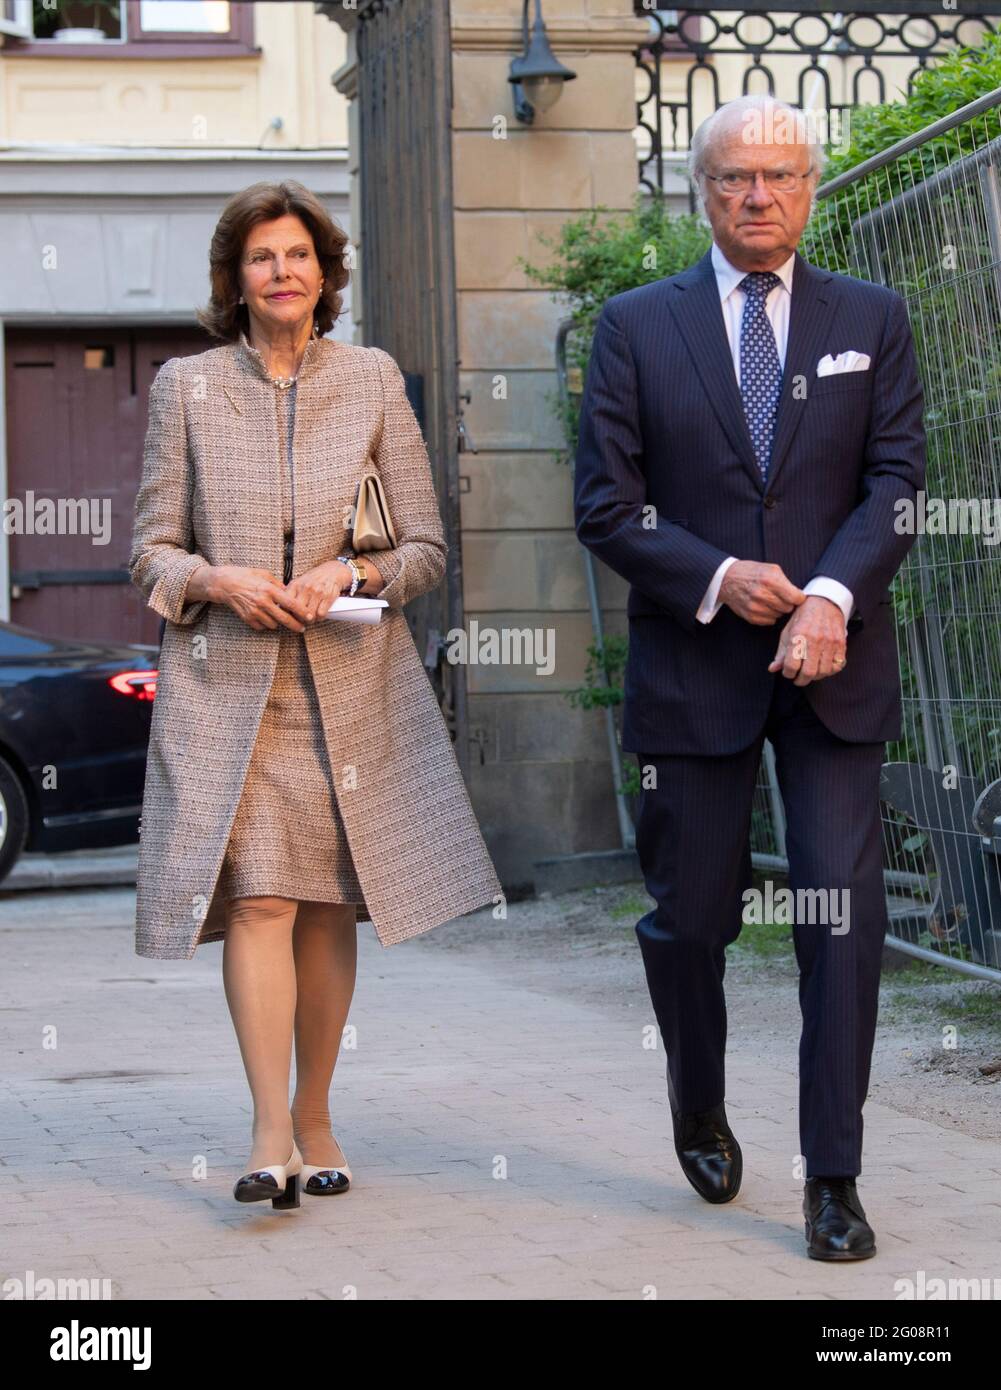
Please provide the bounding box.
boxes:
[336,554,368,596]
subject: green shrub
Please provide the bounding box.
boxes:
[520,199,710,454]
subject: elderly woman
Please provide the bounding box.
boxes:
[130,180,502,1210]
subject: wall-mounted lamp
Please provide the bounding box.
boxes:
[508,0,576,126]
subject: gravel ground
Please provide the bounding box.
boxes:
[417,879,1001,1143]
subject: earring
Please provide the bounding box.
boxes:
[238,295,244,304]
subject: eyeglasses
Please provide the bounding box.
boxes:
[703,168,814,195]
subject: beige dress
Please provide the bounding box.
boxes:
[215,381,365,908]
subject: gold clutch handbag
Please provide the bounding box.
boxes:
[352,466,398,552]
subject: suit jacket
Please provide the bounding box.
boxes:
[573,246,926,755]
[129,335,501,958]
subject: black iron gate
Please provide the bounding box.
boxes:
[635,3,1000,204]
[339,0,468,769]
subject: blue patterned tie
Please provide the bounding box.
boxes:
[738,271,783,482]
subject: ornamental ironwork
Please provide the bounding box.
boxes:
[634,3,999,199]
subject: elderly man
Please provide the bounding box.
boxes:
[574,95,925,1260]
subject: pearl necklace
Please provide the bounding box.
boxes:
[246,323,319,390]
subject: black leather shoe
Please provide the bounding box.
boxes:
[672,1102,742,1203]
[803,1176,876,1260]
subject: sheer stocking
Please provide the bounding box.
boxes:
[291,901,358,1169]
[222,895,299,1173]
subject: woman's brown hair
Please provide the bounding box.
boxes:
[197,180,350,341]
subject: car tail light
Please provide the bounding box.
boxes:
[108,669,158,701]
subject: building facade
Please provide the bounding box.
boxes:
[1,0,974,891]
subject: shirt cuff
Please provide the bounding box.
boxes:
[803,576,854,626]
[697,556,739,624]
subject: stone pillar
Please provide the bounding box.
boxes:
[320,0,647,891]
[320,5,363,341]
[451,1,645,890]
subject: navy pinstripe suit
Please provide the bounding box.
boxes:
[574,246,926,1177]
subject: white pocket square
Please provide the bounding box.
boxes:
[817,351,871,377]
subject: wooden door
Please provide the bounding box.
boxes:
[5,326,212,645]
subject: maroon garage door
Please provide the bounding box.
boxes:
[5,326,212,646]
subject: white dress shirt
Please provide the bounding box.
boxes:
[694,241,854,627]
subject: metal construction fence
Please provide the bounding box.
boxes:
[749,88,1001,980]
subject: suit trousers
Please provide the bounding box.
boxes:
[633,671,888,1178]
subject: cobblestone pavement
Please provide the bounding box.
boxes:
[2,887,998,1300]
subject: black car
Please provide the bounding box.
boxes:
[0,620,158,883]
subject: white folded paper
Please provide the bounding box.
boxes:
[324,596,388,624]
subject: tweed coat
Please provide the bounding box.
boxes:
[129,333,503,960]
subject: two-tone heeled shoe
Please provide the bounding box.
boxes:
[299,1139,352,1196]
[233,1139,303,1208]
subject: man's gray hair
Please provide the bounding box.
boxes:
[688,95,827,203]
